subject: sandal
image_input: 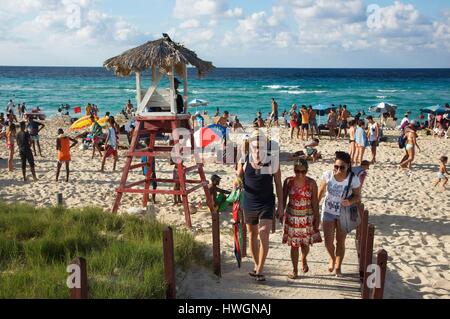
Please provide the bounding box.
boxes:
[248,270,257,277]
[254,274,266,282]
[287,272,298,280]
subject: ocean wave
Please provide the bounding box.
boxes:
[377,89,402,93]
[280,90,326,95]
[377,96,386,99]
[263,85,300,90]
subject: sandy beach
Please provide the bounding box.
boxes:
[0,117,449,299]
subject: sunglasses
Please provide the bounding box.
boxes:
[294,169,307,174]
[334,165,347,171]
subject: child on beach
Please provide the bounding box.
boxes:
[434,156,448,191]
[56,129,78,182]
[209,174,231,211]
[16,121,38,182]
[290,138,322,162]
[6,123,16,171]
[101,117,118,172]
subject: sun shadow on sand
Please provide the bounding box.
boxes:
[369,214,449,237]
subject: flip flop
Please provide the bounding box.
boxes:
[287,272,298,280]
[248,270,257,277]
[254,274,266,282]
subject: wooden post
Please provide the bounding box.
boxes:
[69,257,88,299]
[152,65,156,84]
[212,209,221,277]
[170,64,176,115]
[136,71,142,105]
[171,120,192,228]
[163,227,176,299]
[372,249,388,299]
[183,63,188,114]
[143,131,156,207]
[56,193,63,206]
[355,204,364,251]
[359,209,369,280]
[112,119,142,214]
[362,224,375,299]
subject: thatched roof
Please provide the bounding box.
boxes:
[103,34,215,77]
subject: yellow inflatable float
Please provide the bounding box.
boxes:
[69,115,109,131]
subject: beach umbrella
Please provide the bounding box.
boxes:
[313,104,332,116]
[420,104,450,115]
[193,124,227,148]
[189,99,209,107]
[420,104,450,129]
[313,104,332,125]
[369,102,397,114]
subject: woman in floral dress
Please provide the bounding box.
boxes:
[282,159,320,279]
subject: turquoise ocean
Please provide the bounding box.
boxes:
[1,67,449,124]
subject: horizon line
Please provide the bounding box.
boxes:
[1,65,450,70]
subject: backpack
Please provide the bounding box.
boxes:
[398,134,407,149]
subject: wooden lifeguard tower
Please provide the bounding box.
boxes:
[104,34,216,228]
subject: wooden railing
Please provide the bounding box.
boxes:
[356,204,389,299]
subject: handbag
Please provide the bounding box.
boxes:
[339,172,361,234]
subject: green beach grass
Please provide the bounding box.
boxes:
[0,202,208,299]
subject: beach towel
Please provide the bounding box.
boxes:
[217,188,241,212]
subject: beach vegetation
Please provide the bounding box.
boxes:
[0,202,207,298]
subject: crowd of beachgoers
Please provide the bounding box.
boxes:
[0,96,449,298]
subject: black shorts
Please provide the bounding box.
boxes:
[19,149,35,170]
[369,141,379,147]
[340,120,348,129]
[302,124,309,130]
[244,207,274,225]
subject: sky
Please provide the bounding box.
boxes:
[0,0,449,68]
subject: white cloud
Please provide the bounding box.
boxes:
[222,6,292,49]
[173,0,242,19]
[180,19,201,29]
[224,7,243,19]
[4,0,146,48]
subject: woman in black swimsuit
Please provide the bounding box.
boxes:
[236,130,283,282]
